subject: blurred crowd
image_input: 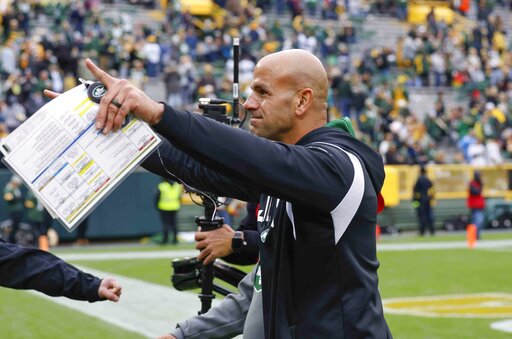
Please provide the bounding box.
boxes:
[370,0,512,20]
[355,0,512,166]
[0,0,511,167]
[0,0,355,131]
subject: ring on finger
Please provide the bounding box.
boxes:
[111,98,122,108]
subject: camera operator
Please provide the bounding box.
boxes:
[46,49,391,339]
[0,238,122,302]
[195,201,259,266]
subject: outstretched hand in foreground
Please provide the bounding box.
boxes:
[98,277,122,302]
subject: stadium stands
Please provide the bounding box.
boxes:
[1,0,511,234]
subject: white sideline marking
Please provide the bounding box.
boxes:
[377,239,512,251]
[491,320,512,333]
[480,246,512,253]
[31,267,221,338]
[58,250,199,261]
[53,239,512,262]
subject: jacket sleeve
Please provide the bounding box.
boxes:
[170,266,257,339]
[0,239,102,302]
[153,106,358,211]
[142,135,261,203]
[222,230,259,266]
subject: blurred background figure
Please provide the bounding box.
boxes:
[24,190,48,251]
[155,178,182,245]
[467,171,485,239]
[142,34,161,78]
[164,61,182,108]
[3,175,23,244]
[413,166,435,236]
[75,217,90,246]
[215,197,234,226]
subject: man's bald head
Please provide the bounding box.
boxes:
[243,49,329,144]
[256,49,329,109]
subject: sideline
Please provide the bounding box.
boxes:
[377,239,512,251]
[59,249,200,261]
[56,239,512,261]
[32,266,221,338]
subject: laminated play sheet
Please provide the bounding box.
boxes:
[1,83,161,231]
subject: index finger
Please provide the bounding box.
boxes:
[43,89,60,99]
[194,232,206,241]
[85,58,115,88]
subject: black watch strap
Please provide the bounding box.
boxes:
[232,231,245,253]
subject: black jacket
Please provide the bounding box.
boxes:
[0,239,102,301]
[143,105,392,338]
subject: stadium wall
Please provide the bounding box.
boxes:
[0,169,203,241]
[1,163,511,240]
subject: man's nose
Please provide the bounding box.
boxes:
[243,94,258,111]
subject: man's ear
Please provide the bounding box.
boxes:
[296,88,313,116]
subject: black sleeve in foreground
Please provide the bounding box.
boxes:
[142,134,260,203]
[0,239,102,302]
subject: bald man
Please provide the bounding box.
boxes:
[55,49,391,338]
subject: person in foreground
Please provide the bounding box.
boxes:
[0,238,122,302]
[49,49,391,338]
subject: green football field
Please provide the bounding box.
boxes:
[2,231,512,338]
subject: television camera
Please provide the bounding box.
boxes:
[170,37,248,315]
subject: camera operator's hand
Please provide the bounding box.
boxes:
[195,224,235,265]
[84,58,164,134]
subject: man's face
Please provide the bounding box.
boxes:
[243,63,297,142]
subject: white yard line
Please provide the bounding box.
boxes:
[55,239,512,262]
[491,320,512,333]
[32,266,221,338]
[377,239,512,251]
[58,250,200,261]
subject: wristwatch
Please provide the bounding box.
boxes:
[232,231,246,253]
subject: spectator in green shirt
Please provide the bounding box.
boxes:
[3,175,24,244]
